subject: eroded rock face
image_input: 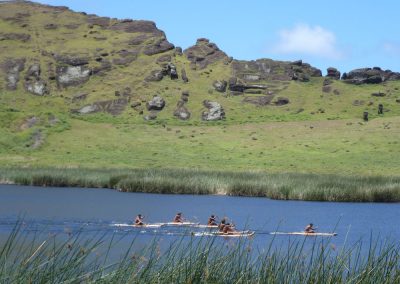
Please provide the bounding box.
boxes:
[242,95,274,106]
[342,67,400,84]
[184,38,229,69]
[143,38,174,56]
[231,59,321,83]
[56,65,91,87]
[201,100,225,121]
[54,54,89,66]
[146,95,165,111]
[2,58,25,90]
[25,80,48,96]
[110,20,164,35]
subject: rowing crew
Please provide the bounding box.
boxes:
[135,213,238,233]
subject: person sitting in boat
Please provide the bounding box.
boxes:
[135,214,144,226]
[223,222,236,234]
[304,223,316,233]
[218,218,227,232]
[173,212,184,223]
[207,215,217,226]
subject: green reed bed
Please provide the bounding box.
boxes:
[1,167,400,202]
[0,224,399,283]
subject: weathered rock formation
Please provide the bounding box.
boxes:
[232,59,321,84]
[72,98,129,115]
[56,65,91,88]
[184,38,229,69]
[2,58,25,90]
[201,100,225,121]
[342,67,400,84]
[146,95,165,111]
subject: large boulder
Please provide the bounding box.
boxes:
[56,65,91,87]
[201,100,225,121]
[25,80,48,96]
[326,67,340,80]
[184,38,229,69]
[146,95,165,111]
[2,58,25,90]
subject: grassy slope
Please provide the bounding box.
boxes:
[0,2,399,179]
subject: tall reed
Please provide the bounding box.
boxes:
[0,223,399,283]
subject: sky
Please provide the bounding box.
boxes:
[36,0,400,75]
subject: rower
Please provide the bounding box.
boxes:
[223,222,235,234]
[218,218,226,232]
[173,212,184,223]
[207,215,217,226]
[304,223,316,233]
[134,214,144,226]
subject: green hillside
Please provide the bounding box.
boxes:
[0,1,399,179]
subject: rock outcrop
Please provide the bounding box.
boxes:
[201,100,225,121]
[72,98,128,115]
[143,38,174,56]
[56,65,91,88]
[2,58,25,90]
[184,38,229,69]
[342,67,400,84]
[231,59,321,87]
[146,95,165,111]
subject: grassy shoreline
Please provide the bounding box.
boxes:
[1,167,400,202]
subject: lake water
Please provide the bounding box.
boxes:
[0,184,399,256]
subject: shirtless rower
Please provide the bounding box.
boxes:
[134,214,144,226]
[173,212,184,223]
[207,215,217,226]
[304,223,317,233]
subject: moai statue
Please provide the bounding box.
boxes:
[363,111,369,122]
[378,103,383,115]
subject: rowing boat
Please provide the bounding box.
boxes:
[197,231,255,237]
[270,232,337,237]
[112,223,163,228]
[162,222,200,226]
[196,224,219,229]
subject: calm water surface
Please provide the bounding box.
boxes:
[0,184,399,253]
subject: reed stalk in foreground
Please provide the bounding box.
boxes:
[1,167,400,202]
[0,223,399,283]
